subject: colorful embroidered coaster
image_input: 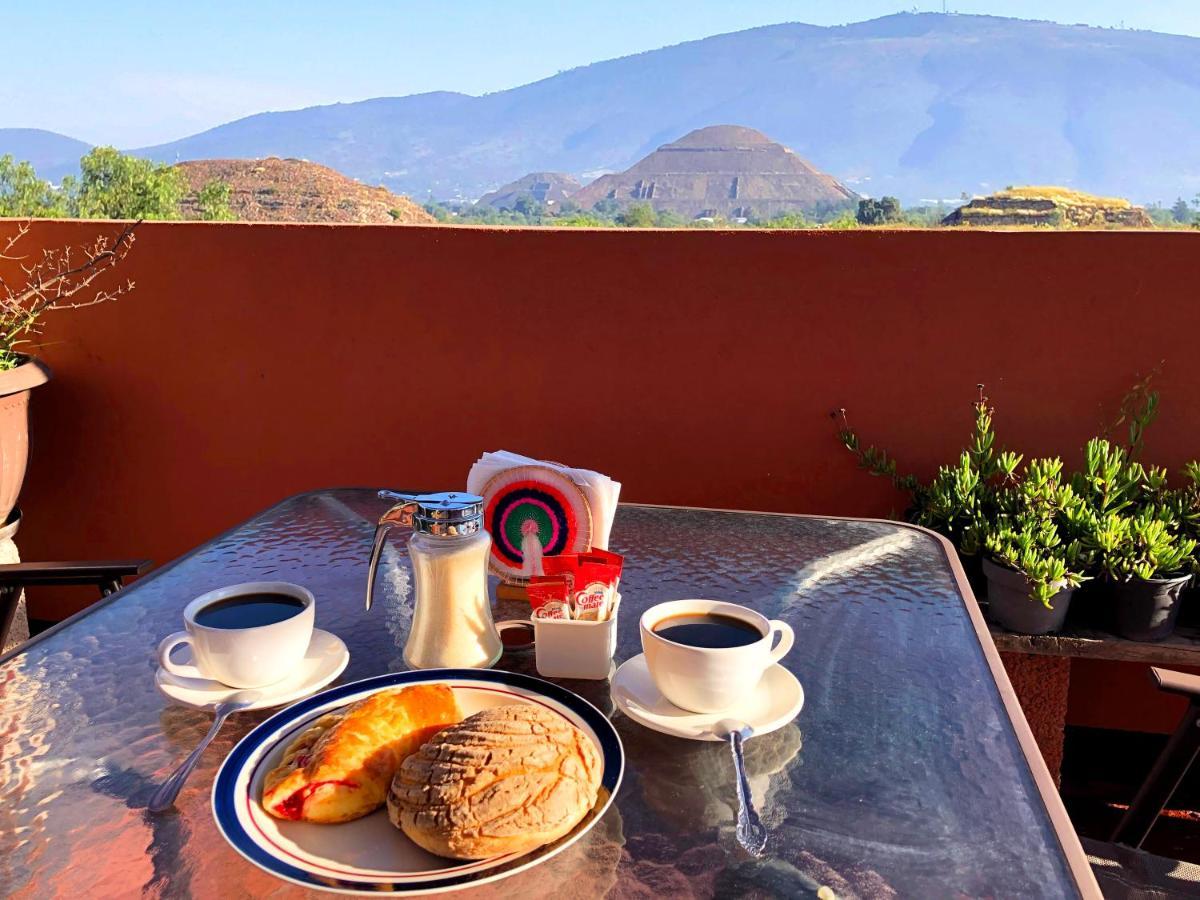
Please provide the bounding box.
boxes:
[480,465,592,583]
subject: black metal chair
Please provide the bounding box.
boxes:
[0,559,152,649]
[1111,667,1200,848]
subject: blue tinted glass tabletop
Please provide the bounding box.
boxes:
[0,490,1096,897]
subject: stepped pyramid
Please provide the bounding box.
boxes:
[571,125,857,219]
[942,186,1154,228]
[478,172,581,209]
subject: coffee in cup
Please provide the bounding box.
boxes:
[157,581,315,688]
[640,599,794,713]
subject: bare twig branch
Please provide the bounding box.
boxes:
[0,220,140,365]
[1,222,31,262]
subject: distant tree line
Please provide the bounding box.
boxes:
[8,149,1196,230]
[426,189,1200,230]
[855,196,902,225]
[424,191,958,229]
[0,148,233,220]
[1129,196,1199,227]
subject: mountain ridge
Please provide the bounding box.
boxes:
[0,128,92,177]
[5,14,1200,204]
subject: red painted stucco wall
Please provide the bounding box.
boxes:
[3,220,1198,730]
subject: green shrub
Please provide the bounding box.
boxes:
[1085,510,1196,581]
[984,457,1088,606]
[196,180,235,221]
[837,386,1003,556]
[836,381,1199,603]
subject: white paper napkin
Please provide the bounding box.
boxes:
[466,450,621,550]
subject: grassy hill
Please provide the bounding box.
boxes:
[177,158,434,224]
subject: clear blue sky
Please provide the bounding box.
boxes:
[3,1,1198,147]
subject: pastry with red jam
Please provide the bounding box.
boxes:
[262,684,460,823]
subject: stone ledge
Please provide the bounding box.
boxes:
[991,624,1200,665]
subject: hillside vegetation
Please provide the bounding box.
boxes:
[0,148,432,224]
[177,159,433,224]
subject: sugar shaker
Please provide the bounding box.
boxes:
[366,490,502,669]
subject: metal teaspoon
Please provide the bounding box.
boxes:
[149,690,261,813]
[714,718,768,857]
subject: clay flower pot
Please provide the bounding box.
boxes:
[0,356,52,523]
[982,557,1075,635]
[1110,573,1191,642]
[0,506,25,651]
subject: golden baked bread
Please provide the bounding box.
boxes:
[262,684,460,823]
[387,703,602,859]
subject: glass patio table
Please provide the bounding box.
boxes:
[0,489,1098,898]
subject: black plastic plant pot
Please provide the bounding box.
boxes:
[981,557,1074,635]
[1175,577,1200,629]
[958,550,987,600]
[1063,577,1109,630]
[1111,573,1191,642]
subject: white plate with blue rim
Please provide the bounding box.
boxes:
[212,669,624,895]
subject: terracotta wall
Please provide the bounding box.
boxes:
[3,220,1198,729]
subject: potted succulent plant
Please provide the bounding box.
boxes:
[835,379,1200,640]
[835,387,1002,594]
[1181,462,1200,546]
[1089,511,1195,641]
[1060,436,1148,628]
[1068,439,1199,641]
[981,456,1088,634]
[0,220,137,522]
[1180,462,1200,620]
[838,390,1087,631]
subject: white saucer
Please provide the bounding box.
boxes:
[611,653,804,742]
[155,629,349,711]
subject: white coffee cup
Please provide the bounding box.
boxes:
[157,582,315,689]
[640,599,794,714]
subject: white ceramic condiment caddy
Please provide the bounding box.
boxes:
[533,593,621,680]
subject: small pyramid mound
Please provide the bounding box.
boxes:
[177,158,434,224]
[571,125,857,220]
[943,186,1153,228]
[478,172,581,209]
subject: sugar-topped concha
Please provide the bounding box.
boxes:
[387,703,602,859]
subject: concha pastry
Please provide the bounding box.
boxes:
[387,703,602,859]
[262,684,460,823]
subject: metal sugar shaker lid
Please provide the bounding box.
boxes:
[377,490,484,536]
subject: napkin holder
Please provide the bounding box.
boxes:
[468,452,621,602]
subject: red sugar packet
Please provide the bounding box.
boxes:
[543,550,624,620]
[527,575,573,620]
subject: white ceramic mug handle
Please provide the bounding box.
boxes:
[157,631,200,679]
[767,620,794,665]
